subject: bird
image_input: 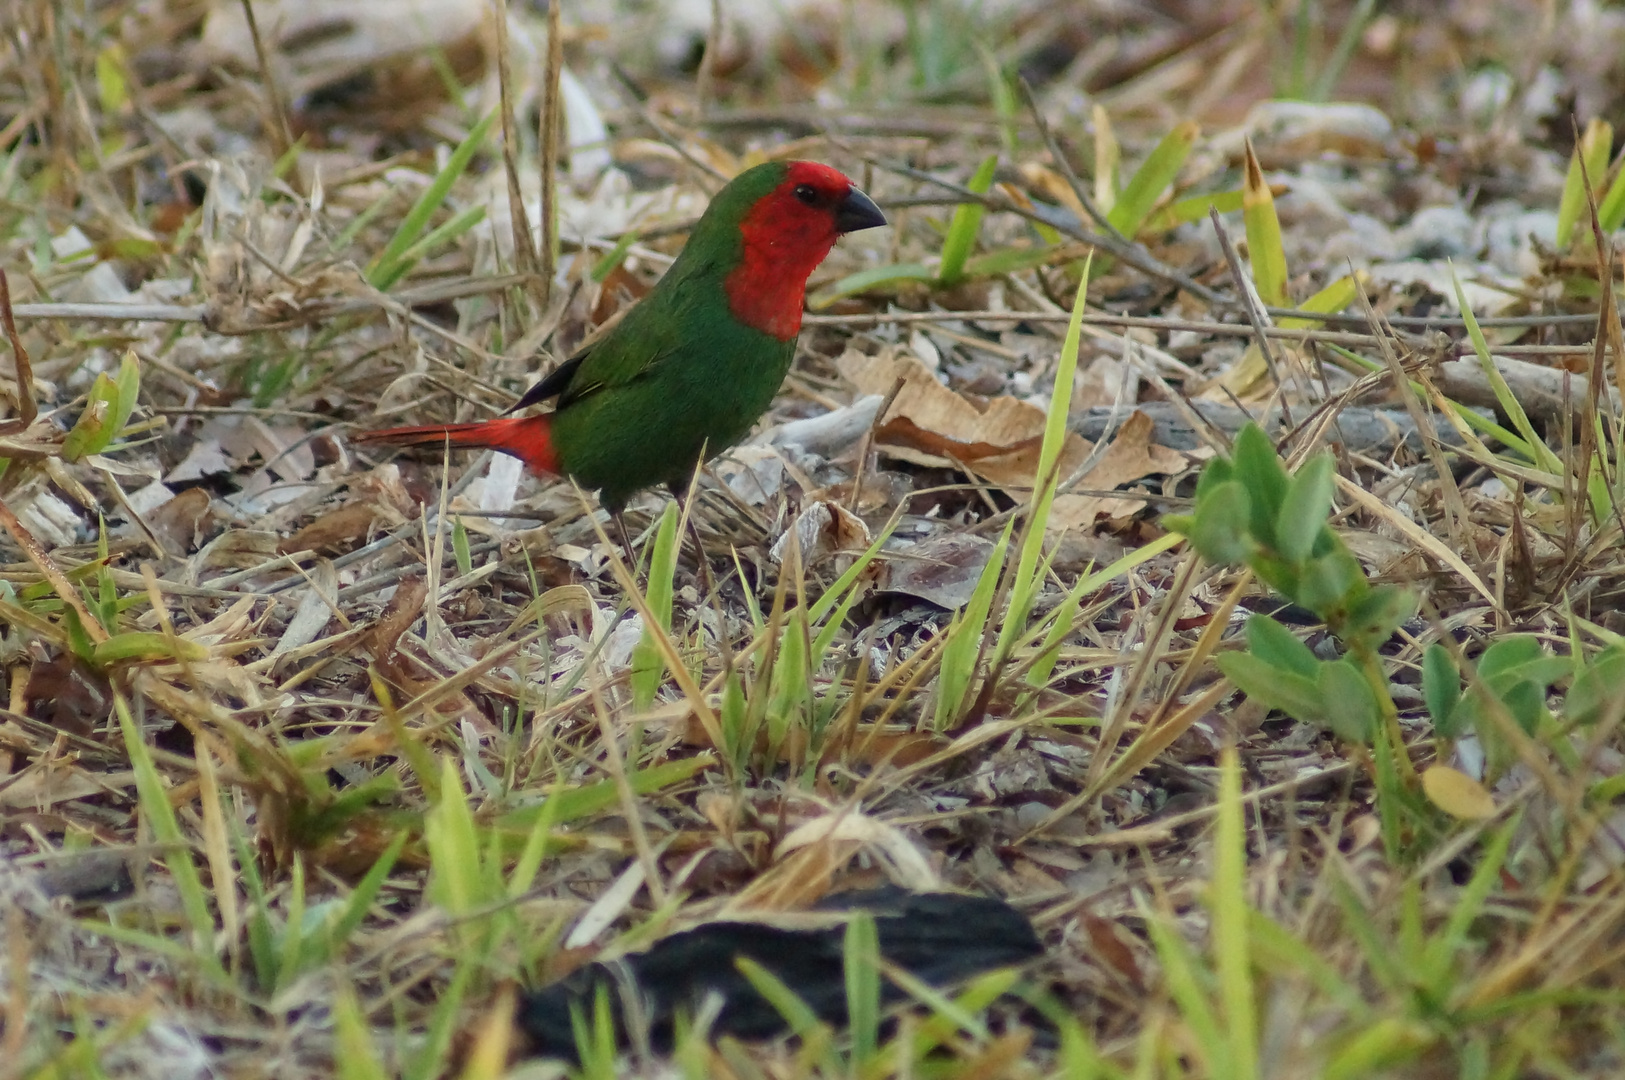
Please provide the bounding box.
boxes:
[352,160,886,521]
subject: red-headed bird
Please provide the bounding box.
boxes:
[353,161,886,514]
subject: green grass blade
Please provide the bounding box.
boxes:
[1142,899,1228,1076]
[1449,264,1565,476]
[1141,188,1245,234]
[1279,273,1362,329]
[326,831,407,955]
[1243,139,1289,307]
[425,756,486,915]
[844,911,882,1069]
[995,255,1091,669]
[333,984,389,1080]
[735,956,836,1056]
[369,112,495,290]
[938,153,998,285]
[1212,744,1257,1079]
[1106,122,1196,237]
[380,204,487,290]
[114,689,224,980]
[1598,154,1625,232]
[935,519,1012,731]
[808,262,937,308]
[1557,118,1613,250]
[632,501,679,709]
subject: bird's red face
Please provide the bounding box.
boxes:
[725,161,886,341]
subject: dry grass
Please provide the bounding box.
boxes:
[5,1,1625,1077]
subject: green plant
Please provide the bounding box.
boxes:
[1167,423,1413,745]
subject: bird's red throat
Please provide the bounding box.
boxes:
[722,180,842,341]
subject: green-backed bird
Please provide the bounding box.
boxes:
[353,160,886,513]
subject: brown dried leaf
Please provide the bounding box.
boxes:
[837,346,1091,492]
[881,532,996,609]
[1049,411,1187,531]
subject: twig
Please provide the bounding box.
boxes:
[0,270,37,426]
[696,0,724,115]
[238,0,298,189]
[1207,205,1293,427]
[1016,75,1123,243]
[492,0,543,297]
[847,148,1231,306]
[538,0,565,308]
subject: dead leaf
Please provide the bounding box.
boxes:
[1048,411,1187,531]
[148,488,216,554]
[881,532,995,609]
[770,500,871,566]
[280,502,388,555]
[837,346,1092,492]
[1422,765,1497,820]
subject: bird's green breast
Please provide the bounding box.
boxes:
[549,312,794,512]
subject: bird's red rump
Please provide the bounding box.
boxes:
[352,415,559,475]
[722,163,856,341]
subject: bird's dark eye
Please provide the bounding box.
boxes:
[793,184,818,205]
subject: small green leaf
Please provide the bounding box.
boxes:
[1245,614,1319,679]
[1422,644,1463,736]
[1317,658,1378,743]
[1476,635,1542,680]
[1231,424,1289,548]
[1497,680,1544,735]
[1194,455,1235,500]
[95,44,128,113]
[451,517,473,577]
[1296,548,1366,618]
[1276,453,1336,564]
[1219,651,1323,721]
[1189,480,1252,565]
[1567,644,1625,726]
[1343,585,1417,652]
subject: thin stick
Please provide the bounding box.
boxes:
[238,0,298,186]
[696,0,724,115]
[538,0,564,310]
[0,270,36,426]
[1016,75,1123,242]
[491,0,542,299]
[1207,205,1294,427]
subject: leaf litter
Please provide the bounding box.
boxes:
[4,0,1625,1076]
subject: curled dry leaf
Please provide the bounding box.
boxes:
[839,347,1184,532]
[146,487,216,555]
[837,345,1091,490]
[769,499,871,566]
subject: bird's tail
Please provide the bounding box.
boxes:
[352,415,559,475]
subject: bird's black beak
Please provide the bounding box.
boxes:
[835,186,887,234]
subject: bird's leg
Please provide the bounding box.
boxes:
[668,480,718,605]
[612,510,638,575]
